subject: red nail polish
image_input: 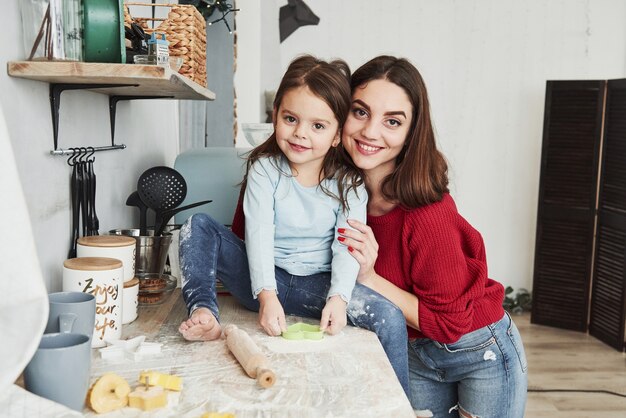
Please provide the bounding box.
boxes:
[338,236,345,242]
[338,228,345,234]
[348,246,354,252]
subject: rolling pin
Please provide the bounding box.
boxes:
[223,324,276,388]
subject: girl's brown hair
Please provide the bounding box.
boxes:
[348,55,449,208]
[242,55,363,211]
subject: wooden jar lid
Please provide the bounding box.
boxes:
[64,257,123,271]
[124,277,139,288]
[77,235,136,248]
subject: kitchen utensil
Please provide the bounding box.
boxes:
[125,191,148,235]
[125,22,147,64]
[137,166,187,211]
[82,0,125,63]
[78,150,89,236]
[68,150,81,258]
[137,166,187,235]
[223,324,276,388]
[109,229,172,275]
[86,148,99,235]
[281,323,324,340]
[153,199,213,236]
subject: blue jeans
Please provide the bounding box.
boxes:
[408,312,528,417]
[179,213,410,395]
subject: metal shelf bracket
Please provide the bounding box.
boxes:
[109,95,174,143]
[49,82,138,150]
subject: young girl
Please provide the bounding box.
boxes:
[338,55,528,417]
[178,55,410,394]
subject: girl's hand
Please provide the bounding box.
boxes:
[257,290,287,336]
[319,295,347,335]
[338,219,379,285]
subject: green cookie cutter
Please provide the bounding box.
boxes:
[281,323,324,340]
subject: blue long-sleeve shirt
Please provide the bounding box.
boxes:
[244,155,367,302]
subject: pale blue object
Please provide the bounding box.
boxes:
[244,156,368,303]
[173,147,250,226]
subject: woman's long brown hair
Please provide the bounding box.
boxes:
[347,56,449,208]
[241,55,363,212]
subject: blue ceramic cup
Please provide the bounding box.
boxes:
[23,332,91,411]
[45,291,95,339]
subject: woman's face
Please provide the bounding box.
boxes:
[342,79,412,175]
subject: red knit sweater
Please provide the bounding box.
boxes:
[368,193,504,343]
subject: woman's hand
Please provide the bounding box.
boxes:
[319,295,348,335]
[338,219,379,285]
[257,290,287,336]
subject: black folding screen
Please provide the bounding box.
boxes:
[589,80,626,350]
[532,79,626,351]
[532,81,605,332]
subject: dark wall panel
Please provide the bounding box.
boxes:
[590,79,626,350]
[532,81,606,331]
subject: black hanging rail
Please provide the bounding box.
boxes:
[50,144,127,156]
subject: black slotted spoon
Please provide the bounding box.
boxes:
[137,166,187,234]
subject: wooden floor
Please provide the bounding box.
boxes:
[517,313,626,417]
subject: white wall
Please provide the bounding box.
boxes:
[234,0,262,146]
[2,2,180,291]
[235,0,626,291]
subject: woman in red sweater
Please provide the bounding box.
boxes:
[338,56,528,417]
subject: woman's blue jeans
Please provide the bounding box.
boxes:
[408,312,528,417]
[179,213,410,396]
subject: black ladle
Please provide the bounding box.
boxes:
[68,149,81,258]
[137,166,187,235]
[86,148,99,235]
[126,191,148,235]
[154,199,213,236]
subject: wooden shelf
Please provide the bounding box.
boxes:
[7,61,215,100]
[7,61,216,152]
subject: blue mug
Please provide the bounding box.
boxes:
[24,332,91,411]
[45,292,95,339]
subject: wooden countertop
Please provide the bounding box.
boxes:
[85,290,414,417]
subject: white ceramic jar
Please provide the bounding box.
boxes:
[63,257,123,347]
[77,235,136,282]
[122,277,139,324]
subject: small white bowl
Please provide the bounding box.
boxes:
[242,123,274,147]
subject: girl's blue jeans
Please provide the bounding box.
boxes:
[179,213,410,396]
[408,311,528,417]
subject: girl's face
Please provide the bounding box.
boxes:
[342,79,412,176]
[274,86,340,175]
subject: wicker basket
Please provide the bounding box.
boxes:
[124,2,207,87]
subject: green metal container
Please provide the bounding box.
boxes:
[82,0,125,63]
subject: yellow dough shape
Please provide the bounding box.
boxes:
[128,386,168,411]
[88,373,131,414]
[201,413,236,418]
[139,370,183,391]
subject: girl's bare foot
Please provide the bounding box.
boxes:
[178,307,222,341]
